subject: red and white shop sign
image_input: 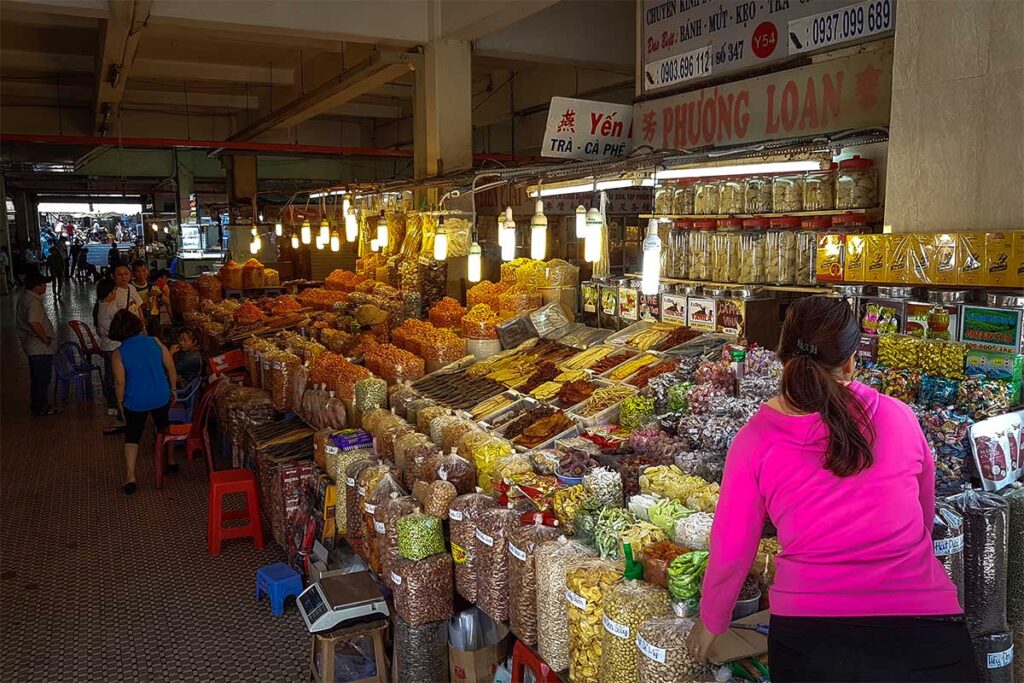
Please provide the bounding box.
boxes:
[543,96,634,161]
[633,46,891,151]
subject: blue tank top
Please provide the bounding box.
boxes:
[120,335,171,411]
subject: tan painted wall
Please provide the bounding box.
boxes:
[885,0,1024,233]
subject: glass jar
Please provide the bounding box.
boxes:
[712,218,742,282]
[803,166,837,211]
[739,218,768,284]
[666,221,690,278]
[743,177,773,213]
[672,182,695,215]
[798,217,830,285]
[772,174,804,212]
[688,220,715,280]
[836,156,878,209]
[718,178,744,215]
[654,186,674,215]
[766,217,801,285]
[693,180,720,215]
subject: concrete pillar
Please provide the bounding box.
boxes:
[414,39,473,179]
[885,0,1023,232]
[12,190,37,248]
[174,148,195,225]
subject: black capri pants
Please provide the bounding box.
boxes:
[123,403,171,445]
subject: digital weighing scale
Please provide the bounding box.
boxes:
[297,571,389,633]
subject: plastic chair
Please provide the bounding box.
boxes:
[68,320,104,365]
[169,376,202,423]
[511,640,560,683]
[53,342,97,404]
[207,468,264,555]
[154,380,222,488]
[255,563,304,616]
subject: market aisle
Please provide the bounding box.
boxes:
[0,282,309,682]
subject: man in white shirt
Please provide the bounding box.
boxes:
[16,272,58,415]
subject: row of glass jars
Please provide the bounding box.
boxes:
[653,156,878,215]
[658,214,868,286]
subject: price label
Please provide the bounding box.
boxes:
[603,615,630,640]
[357,486,365,496]
[364,503,376,515]
[933,535,963,557]
[324,445,339,455]
[448,509,464,521]
[788,0,895,54]
[508,543,527,562]
[390,572,402,586]
[374,521,385,535]
[637,634,667,664]
[987,646,1013,669]
[565,588,587,610]
[346,477,355,487]
[475,529,494,547]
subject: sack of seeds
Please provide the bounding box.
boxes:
[449,492,499,602]
[396,512,446,561]
[391,553,454,626]
[599,580,672,683]
[374,494,418,589]
[394,616,449,683]
[508,515,562,646]
[475,507,521,622]
[535,537,596,672]
[948,489,1009,638]
[637,616,715,683]
[933,501,966,609]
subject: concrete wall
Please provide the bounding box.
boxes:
[885,0,1024,232]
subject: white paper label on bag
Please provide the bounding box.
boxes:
[364,503,376,515]
[508,543,527,562]
[346,477,355,487]
[357,486,365,496]
[324,445,339,456]
[637,634,667,664]
[390,572,402,586]
[933,535,963,557]
[987,646,1013,669]
[448,509,464,521]
[374,521,385,535]
[565,588,587,609]
[475,529,494,546]
[603,615,630,640]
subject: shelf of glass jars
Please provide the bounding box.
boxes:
[625,273,832,295]
[638,206,883,220]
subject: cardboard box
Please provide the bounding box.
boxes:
[1014,231,1024,288]
[929,233,959,286]
[449,638,510,683]
[985,231,1013,286]
[815,233,846,283]
[957,232,985,286]
[708,609,770,665]
[844,234,868,282]
[862,233,887,283]
[884,233,911,284]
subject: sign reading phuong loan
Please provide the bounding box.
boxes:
[633,46,892,150]
[543,97,634,161]
[642,0,896,93]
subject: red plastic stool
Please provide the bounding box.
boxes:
[207,469,264,556]
[511,640,560,683]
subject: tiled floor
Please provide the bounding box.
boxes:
[0,281,309,681]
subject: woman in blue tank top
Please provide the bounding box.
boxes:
[109,310,178,494]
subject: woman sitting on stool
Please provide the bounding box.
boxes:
[108,309,178,494]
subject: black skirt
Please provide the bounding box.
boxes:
[769,615,979,682]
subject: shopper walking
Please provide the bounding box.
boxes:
[94,278,126,433]
[15,272,59,416]
[688,297,973,682]
[108,309,177,495]
[46,243,68,299]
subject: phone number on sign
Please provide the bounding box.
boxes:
[789,0,894,53]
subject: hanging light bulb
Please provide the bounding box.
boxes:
[274,222,283,237]
[530,200,547,260]
[376,212,388,248]
[575,204,586,238]
[151,223,159,232]
[641,219,663,295]
[251,225,258,237]
[300,220,312,245]
[584,206,603,263]
[290,233,299,249]
[250,235,261,255]
[345,207,358,243]
[330,229,341,252]
[500,208,516,262]
[370,238,380,252]
[163,225,169,234]
[433,216,448,261]
[467,241,482,283]
[319,219,330,244]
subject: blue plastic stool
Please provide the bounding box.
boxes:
[256,563,303,616]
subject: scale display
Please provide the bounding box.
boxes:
[296,571,388,633]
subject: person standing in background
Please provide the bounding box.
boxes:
[94,278,126,433]
[69,241,82,279]
[129,260,158,335]
[15,272,59,415]
[111,264,144,321]
[45,244,67,299]
[0,246,11,295]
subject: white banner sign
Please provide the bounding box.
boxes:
[542,96,634,161]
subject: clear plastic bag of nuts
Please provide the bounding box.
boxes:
[391,553,454,626]
[637,616,715,683]
[374,494,418,589]
[345,459,380,557]
[449,492,499,602]
[535,537,597,672]
[437,450,477,495]
[269,352,301,412]
[599,580,673,683]
[395,432,431,489]
[508,516,562,646]
[474,507,522,622]
[424,479,457,519]
[566,558,623,683]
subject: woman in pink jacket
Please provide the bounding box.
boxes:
[689,296,974,681]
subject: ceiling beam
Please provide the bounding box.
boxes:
[94,0,153,135]
[226,52,420,142]
[131,57,294,85]
[438,0,560,42]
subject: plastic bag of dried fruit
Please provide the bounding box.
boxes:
[566,558,622,683]
[508,514,562,646]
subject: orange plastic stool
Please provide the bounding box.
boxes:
[207,469,264,556]
[511,640,560,683]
